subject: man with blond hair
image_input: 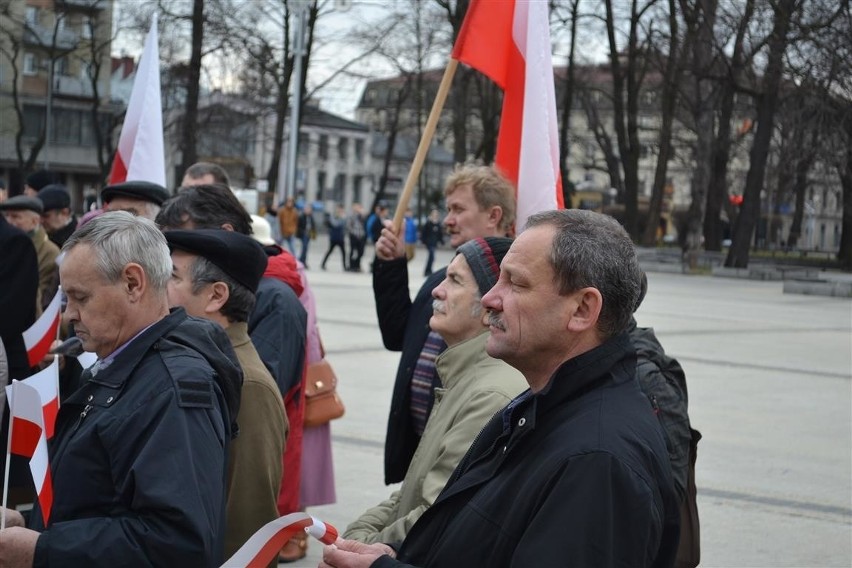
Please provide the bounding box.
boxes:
[373,164,515,486]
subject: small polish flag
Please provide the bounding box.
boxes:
[6,380,53,524]
[7,359,60,439]
[22,289,62,368]
[222,512,338,568]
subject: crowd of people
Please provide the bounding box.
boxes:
[0,163,698,568]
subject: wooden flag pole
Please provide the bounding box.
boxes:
[390,58,459,233]
[1,380,18,530]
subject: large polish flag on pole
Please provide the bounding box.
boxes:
[22,289,62,368]
[452,0,563,231]
[108,14,166,186]
[4,380,53,525]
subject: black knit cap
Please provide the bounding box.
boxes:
[165,229,268,293]
[0,195,44,214]
[101,180,170,206]
[456,236,514,296]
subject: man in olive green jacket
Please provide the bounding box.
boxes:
[344,237,525,544]
[164,229,288,566]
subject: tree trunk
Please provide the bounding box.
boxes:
[179,0,204,176]
[837,141,852,269]
[725,0,794,268]
[703,0,753,251]
[642,0,682,246]
[558,0,580,208]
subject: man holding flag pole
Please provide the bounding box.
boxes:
[374,0,562,489]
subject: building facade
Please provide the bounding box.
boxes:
[0,0,115,209]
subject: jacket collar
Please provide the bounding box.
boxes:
[224,321,251,349]
[85,308,188,389]
[435,332,492,391]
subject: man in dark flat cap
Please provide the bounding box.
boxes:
[24,170,57,197]
[165,229,288,566]
[102,180,171,221]
[38,184,77,248]
[0,196,59,312]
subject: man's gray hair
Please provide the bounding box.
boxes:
[63,210,171,292]
[524,209,642,338]
[188,257,256,323]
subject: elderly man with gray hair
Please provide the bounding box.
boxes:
[0,211,241,568]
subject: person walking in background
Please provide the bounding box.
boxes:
[347,203,367,272]
[420,209,444,276]
[277,197,299,254]
[403,209,418,262]
[297,203,316,268]
[322,204,348,271]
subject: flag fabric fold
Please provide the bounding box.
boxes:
[222,512,338,568]
[5,380,53,524]
[22,289,62,368]
[452,0,563,230]
[6,359,60,439]
[108,14,166,186]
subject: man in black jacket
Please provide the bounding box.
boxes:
[0,211,241,567]
[373,165,515,485]
[324,210,680,568]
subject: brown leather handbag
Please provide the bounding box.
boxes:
[304,359,345,427]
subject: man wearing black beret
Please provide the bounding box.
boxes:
[102,180,170,221]
[24,170,57,197]
[164,229,288,566]
[37,184,77,248]
[0,196,59,312]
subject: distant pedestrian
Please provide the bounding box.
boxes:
[297,204,316,268]
[321,204,347,271]
[404,209,417,262]
[347,203,367,272]
[420,209,444,276]
[277,197,299,254]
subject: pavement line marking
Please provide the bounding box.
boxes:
[675,356,850,380]
[318,318,381,329]
[324,346,389,356]
[701,487,852,520]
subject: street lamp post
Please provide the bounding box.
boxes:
[282,1,311,204]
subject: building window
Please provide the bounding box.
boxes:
[23,52,38,75]
[317,171,326,200]
[318,135,328,159]
[353,175,363,204]
[333,173,346,203]
[297,132,309,156]
[56,56,70,76]
[355,138,364,161]
[25,6,38,26]
[81,15,93,39]
[23,105,45,138]
[337,137,348,160]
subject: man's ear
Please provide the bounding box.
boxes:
[123,263,147,303]
[565,287,602,334]
[487,205,503,229]
[220,223,235,232]
[206,281,230,315]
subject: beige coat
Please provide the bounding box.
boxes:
[225,323,289,565]
[343,331,526,544]
[32,226,59,314]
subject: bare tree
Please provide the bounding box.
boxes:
[603,0,658,240]
[553,0,582,208]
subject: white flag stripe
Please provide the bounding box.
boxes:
[22,289,62,355]
[515,0,561,231]
[76,351,99,370]
[115,15,165,186]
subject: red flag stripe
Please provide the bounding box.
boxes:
[108,152,128,185]
[9,417,41,457]
[25,312,59,368]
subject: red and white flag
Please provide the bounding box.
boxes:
[452,0,563,231]
[22,289,62,368]
[5,380,53,524]
[222,512,338,568]
[108,14,166,186]
[7,359,60,440]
